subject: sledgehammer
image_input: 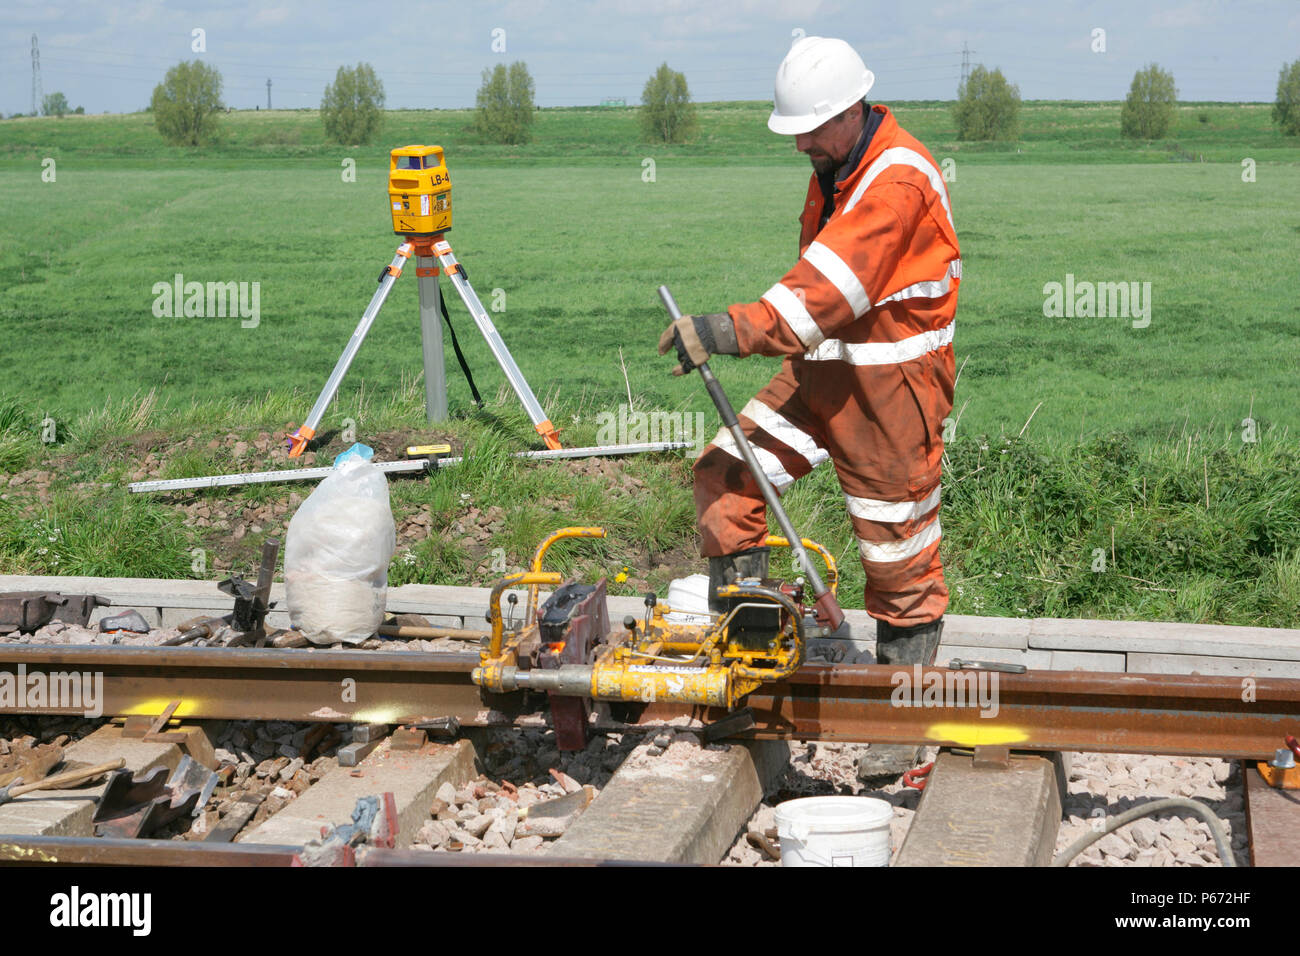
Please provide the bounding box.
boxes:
[658,285,845,633]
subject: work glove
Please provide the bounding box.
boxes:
[657,312,739,376]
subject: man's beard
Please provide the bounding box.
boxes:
[808,153,837,176]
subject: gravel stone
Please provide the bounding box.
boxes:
[1129,817,1159,849]
[417,821,450,849]
[1097,832,1135,859]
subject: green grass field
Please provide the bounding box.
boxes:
[1,101,1297,627]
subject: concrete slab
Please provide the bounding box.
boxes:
[240,737,477,848]
[1025,649,1126,672]
[550,739,789,864]
[1128,653,1300,679]
[1245,764,1300,867]
[1027,617,1300,660]
[8,575,1300,667]
[944,614,1033,650]
[388,584,530,623]
[0,725,182,837]
[940,645,1027,667]
[894,750,1063,867]
[0,575,258,610]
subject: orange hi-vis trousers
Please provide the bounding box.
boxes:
[693,354,951,628]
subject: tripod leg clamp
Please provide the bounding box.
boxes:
[286,425,316,458]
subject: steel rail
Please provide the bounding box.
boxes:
[720,666,1300,759]
[0,835,301,867]
[0,645,503,727]
[0,835,677,867]
[1,646,1297,758]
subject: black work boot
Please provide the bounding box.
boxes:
[856,616,945,787]
[706,546,770,615]
[874,617,945,669]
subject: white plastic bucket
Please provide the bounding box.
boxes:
[774,796,894,867]
[665,574,712,624]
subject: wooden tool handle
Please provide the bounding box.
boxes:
[8,758,126,797]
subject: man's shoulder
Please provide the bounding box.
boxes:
[871,107,941,168]
[848,108,944,193]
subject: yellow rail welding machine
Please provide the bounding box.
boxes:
[388,145,451,236]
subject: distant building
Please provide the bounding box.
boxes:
[600,97,626,107]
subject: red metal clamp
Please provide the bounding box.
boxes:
[902,761,934,791]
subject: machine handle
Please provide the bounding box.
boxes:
[658,285,845,632]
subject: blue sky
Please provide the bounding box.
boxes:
[2,0,1295,115]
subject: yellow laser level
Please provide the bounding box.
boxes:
[286,143,564,458]
[388,145,451,236]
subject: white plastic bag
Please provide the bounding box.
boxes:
[285,455,396,645]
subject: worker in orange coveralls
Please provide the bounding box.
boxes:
[659,36,959,784]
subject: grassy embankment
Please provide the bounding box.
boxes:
[0,102,1296,625]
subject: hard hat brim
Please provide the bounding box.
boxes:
[766,71,875,136]
[767,110,822,135]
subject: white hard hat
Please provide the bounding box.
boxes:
[768,36,875,135]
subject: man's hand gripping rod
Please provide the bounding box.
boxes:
[658,285,845,633]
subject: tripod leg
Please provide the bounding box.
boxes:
[416,256,448,423]
[287,243,413,457]
[431,238,562,450]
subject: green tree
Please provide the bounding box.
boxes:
[473,62,535,145]
[1273,60,1300,135]
[320,63,386,145]
[953,65,1021,140]
[42,92,69,117]
[640,63,697,143]
[150,60,224,146]
[1121,64,1178,139]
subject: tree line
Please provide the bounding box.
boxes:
[141,60,700,147]
[955,60,1300,141]
[76,57,1300,147]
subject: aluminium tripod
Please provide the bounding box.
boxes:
[286,233,562,457]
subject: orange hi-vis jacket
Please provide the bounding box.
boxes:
[694,104,959,627]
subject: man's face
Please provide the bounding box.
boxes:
[794,103,864,176]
